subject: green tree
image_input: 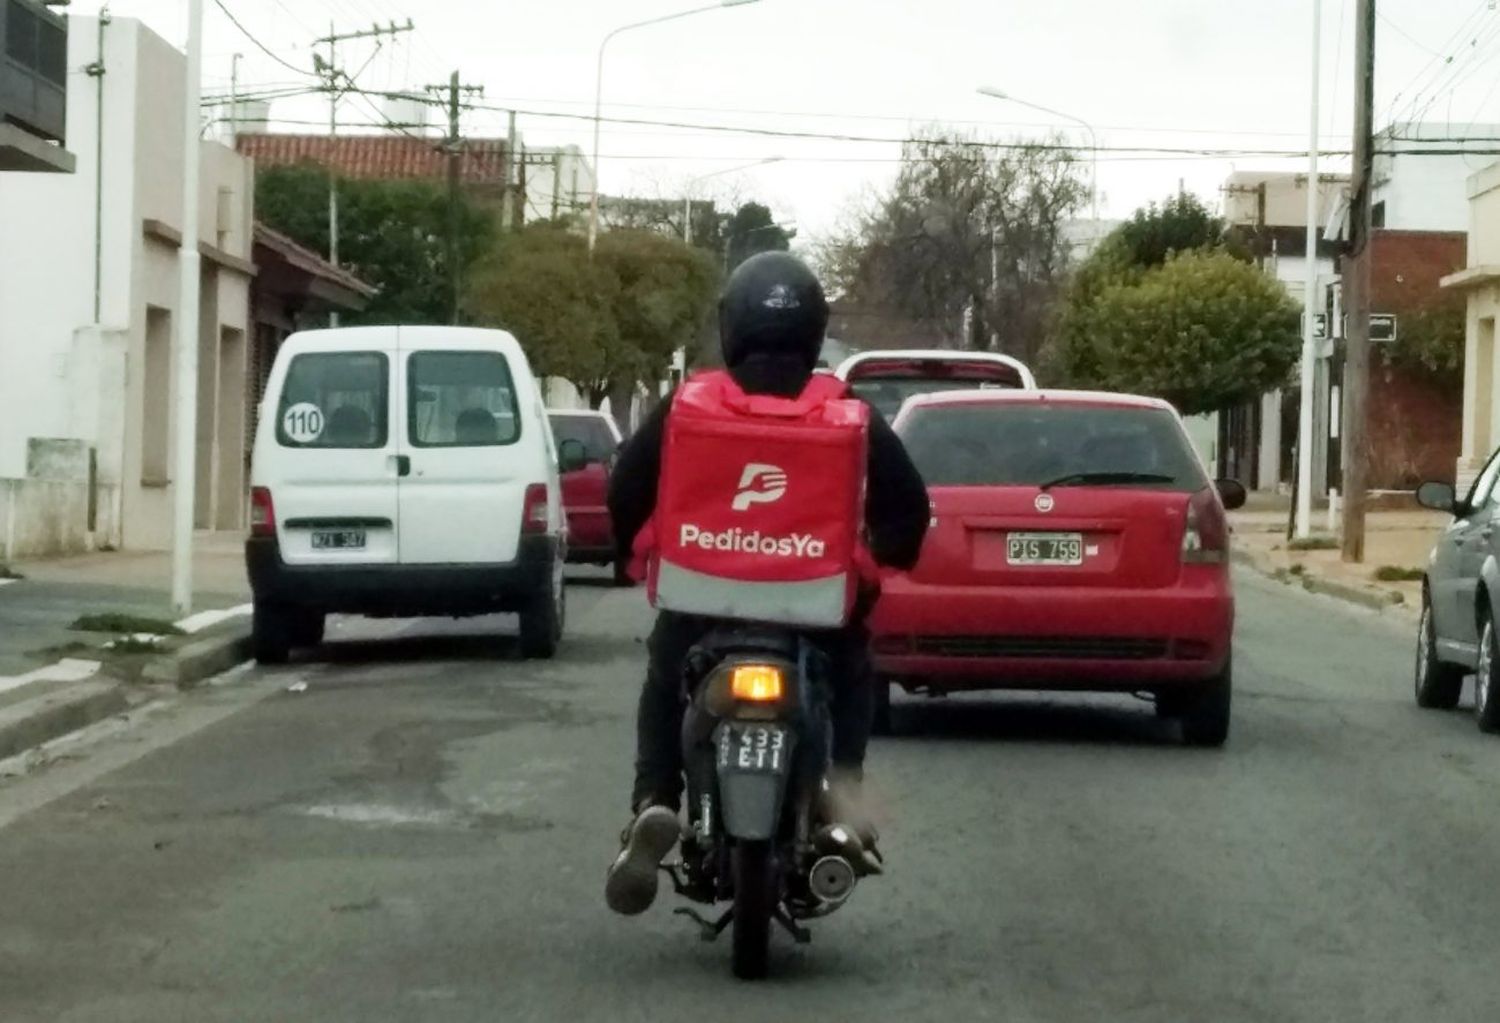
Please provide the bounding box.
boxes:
[1114,192,1226,269]
[1054,249,1299,415]
[595,229,718,427]
[1383,295,1466,387]
[465,224,621,405]
[255,162,494,325]
[723,201,793,270]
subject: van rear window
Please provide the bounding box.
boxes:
[276,352,388,449]
[408,351,520,447]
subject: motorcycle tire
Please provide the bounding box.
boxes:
[731,840,775,980]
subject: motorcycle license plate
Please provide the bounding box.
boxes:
[717,723,789,775]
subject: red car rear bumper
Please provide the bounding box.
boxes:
[869,568,1232,691]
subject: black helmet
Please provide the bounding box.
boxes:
[719,252,829,396]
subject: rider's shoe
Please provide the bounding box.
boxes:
[604,804,681,916]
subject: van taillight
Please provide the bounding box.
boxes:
[522,484,549,533]
[1182,488,1228,564]
[250,487,276,537]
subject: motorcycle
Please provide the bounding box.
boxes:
[666,625,868,980]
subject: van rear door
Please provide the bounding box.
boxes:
[265,335,401,567]
[396,332,529,565]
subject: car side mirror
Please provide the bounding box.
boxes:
[558,438,588,473]
[1416,480,1457,514]
[1215,478,1247,511]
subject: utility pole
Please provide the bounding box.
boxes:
[551,150,562,220]
[503,110,518,231]
[312,20,414,327]
[1296,0,1321,540]
[171,0,203,614]
[1342,0,1376,562]
[425,71,484,325]
[514,142,528,228]
[228,52,241,146]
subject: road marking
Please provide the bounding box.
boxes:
[174,603,252,635]
[0,658,101,697]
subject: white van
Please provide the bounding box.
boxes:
[246,326,581,663]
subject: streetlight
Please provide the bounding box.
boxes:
[587,0,762,254]
[976,86,1098,223]
[683,157,783,245]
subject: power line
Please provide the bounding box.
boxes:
[1377,10,1444,57]
[346,88,1351,157]
[209,0,317,79]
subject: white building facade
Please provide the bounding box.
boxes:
[0,17,254,559]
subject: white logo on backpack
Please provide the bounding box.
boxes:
[731,463,788,511]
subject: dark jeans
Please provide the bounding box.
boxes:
[631,610,875,811]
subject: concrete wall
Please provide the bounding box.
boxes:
[1224,171,1347,229]
[1374,123,1500,233]
[0,17,254,556]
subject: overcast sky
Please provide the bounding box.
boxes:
[67,0,1500,244]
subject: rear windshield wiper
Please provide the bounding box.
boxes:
[1039,471,1176,490]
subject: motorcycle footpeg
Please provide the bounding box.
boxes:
[674,906,733,941]
[773,906,812,944]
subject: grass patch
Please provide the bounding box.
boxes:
[1288,535,1339,551]
[1288,563,1306,576]
[104,635,167,654]
[1374,565,1424,583]
[70,613,183,636]
[0,564,22,580]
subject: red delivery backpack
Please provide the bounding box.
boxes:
[632,369,872,629]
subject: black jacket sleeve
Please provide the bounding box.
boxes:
[862,411,930,571]
[607,395,670,564]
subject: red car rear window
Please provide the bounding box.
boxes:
[899,403,1207,492]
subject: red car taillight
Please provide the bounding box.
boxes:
[522,483,549,534]
[250,487,276,537]
[1181,487,1228,564]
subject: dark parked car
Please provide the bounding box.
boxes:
[1414,462,1500,730]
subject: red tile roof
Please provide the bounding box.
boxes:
[237,133,509,185]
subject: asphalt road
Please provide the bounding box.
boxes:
[0,569,1496,1022]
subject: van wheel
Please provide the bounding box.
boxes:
[519,561,564,659]
[291,611,325,650]
[1180,656,1232,747]
[252,602,294,665]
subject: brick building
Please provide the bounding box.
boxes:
[1361,230,1466,489]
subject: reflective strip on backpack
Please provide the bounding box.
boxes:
[654,559,852,628]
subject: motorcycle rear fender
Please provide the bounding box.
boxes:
[715,727,799,841]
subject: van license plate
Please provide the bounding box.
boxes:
[716,723,788,775]
[311,529,366,551]
[1007,532,1083,566]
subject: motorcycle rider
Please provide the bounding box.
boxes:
[604,252,930,916]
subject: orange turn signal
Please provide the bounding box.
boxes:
[730,664,784,703]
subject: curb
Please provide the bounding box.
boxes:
[0,625,251,762]
[0,680,129,760]
[141,626,252,689]
[1232,547,1411,616]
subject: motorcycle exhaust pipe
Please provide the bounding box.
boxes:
[808,855,857,905]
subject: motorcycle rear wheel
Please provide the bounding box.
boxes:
[731,840,775,980]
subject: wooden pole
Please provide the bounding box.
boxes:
[1341,0,1375,563]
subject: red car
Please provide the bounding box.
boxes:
[871,389,1245,745]
[548,410,626,581]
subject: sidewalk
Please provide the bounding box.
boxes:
[1230,500,1444,616]
[0,532,250,677]
[0,533,253,761]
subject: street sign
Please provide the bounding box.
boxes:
[1370,313,1397,343]
[1305,312,1327,340]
